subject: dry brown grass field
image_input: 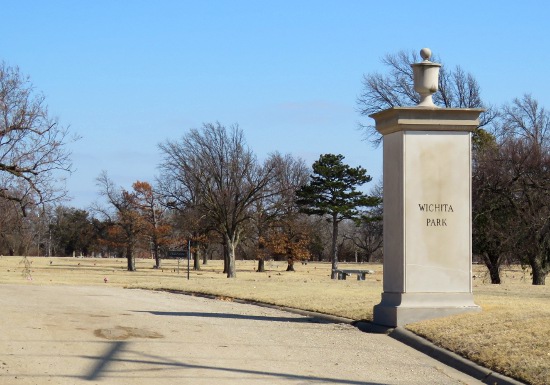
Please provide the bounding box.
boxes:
[0,256,548,385]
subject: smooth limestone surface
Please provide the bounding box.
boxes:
[371,107,483,327]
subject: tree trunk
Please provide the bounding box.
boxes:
[531,256,547,285]
[483,252,501,284]
[193,249,201,271]
[227,245,236,278]
[222,241,229,274]
[257,258,265,272]
[126,247,136,272]
[286,257,295,271]
[226,235,237,278]
[203,251,208,265]
[482,252,502,285]
[488,263,501,284]
[153,245,161,269]
[330,215,339,279]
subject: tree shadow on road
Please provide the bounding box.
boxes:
[81,340,386,385]
[84,341,127,381]
[134,310,330,323]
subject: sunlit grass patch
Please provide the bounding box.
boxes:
[408,279,550,385]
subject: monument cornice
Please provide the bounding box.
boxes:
[370,107,485,136]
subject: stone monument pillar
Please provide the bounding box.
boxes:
[371,48,483,327]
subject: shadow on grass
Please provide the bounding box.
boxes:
[134,310,325,323]
[82,340,386,384]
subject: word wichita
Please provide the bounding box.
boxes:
[418,203,454,227]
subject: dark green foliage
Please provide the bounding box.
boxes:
[295,154,379,221]
[295,154,380,278]
[51,207,95,257]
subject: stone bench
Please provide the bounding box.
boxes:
[333,269,375,280]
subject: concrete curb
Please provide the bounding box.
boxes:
[146,289,526,385]
[363,324,526,385]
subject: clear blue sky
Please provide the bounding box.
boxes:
[2,1,549,209]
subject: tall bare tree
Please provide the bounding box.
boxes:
[472,138,515,284]
[157,141,211,270]
[356,50,496,146]
[0,61,74,214]
[158,122,275,278]
[472,95,550,285]
[494,95,550,285]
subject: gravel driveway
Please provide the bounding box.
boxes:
[0,284,482,384]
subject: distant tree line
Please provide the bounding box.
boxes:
[3,52,548,285]
[0,70,383,278]
[0,141,383,277]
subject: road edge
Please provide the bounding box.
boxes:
[147,288,526,385]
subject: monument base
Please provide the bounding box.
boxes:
[373,292,481,327]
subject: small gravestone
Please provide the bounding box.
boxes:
[371,48,482,327]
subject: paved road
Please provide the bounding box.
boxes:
[0,284,483,384]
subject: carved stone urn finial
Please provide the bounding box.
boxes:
[411,48,441,107]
